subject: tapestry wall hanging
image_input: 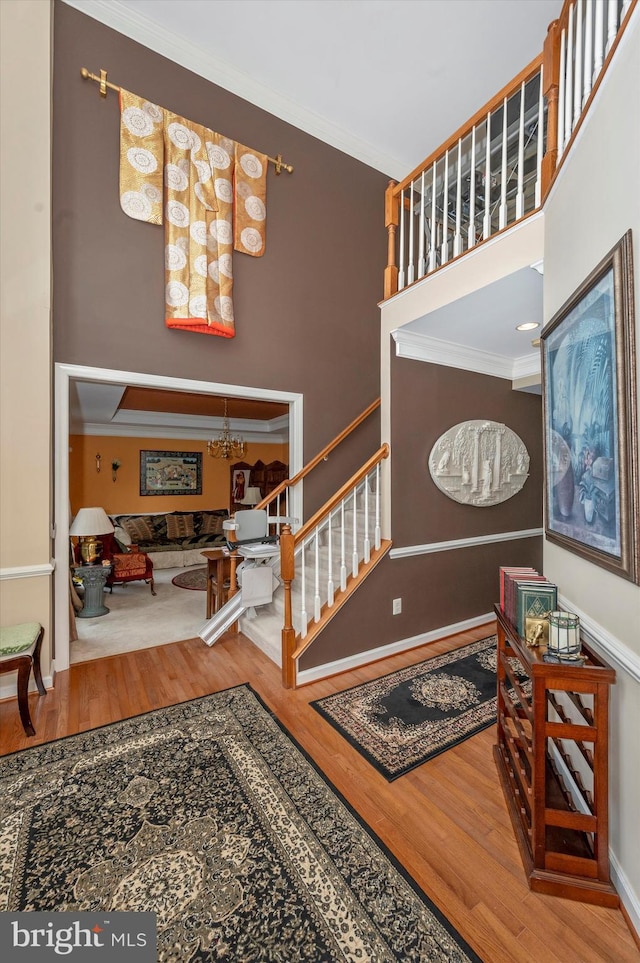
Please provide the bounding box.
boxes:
[120,89,267,339]
[140,450,202,496]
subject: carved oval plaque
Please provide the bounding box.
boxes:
[428,420,529,507]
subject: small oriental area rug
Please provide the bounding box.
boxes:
[311,636,513,781]
[171,566,207,591]
[1,685,481,963]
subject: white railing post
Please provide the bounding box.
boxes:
[565,4,574,146]
[558,29,567,160]
[418,170,426,279]
[583,0,594,107]
[339,499,347,592]
[374,464,381,551]
[441,151,449,264]
[499,97,508,229]
[351,487,358,578]
[593,0,605,82]
[363,478,371,564]
[398,188,405,290]
[407,180,415,285]
[453,139,463,257]
[468,125,477,249]
[428,161,437,273]
[327,510,334,607]
[313,528,321,622]
[299,538,308,637]
[606,0,619,55]
[483,113,492,239]
[535,65,544,207]
[516,82,525,219]
[574,0,584,129]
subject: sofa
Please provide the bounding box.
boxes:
[110,509,229,569]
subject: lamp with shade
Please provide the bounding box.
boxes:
[240,487,263,508]
[69,507,114,565]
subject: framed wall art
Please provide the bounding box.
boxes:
[541,230,638,583]
[140,450,202,496]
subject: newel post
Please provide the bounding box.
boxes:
[383,180,399,300]
[280,524,296,688]
[541,18,561,198]
[227,549,240,634]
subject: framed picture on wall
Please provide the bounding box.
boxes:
[140,450,202,496]
[541,230,638,583]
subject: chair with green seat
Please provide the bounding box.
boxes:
[0,622,46,735]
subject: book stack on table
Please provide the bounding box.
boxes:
[499,566,558,645]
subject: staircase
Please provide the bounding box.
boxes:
[199,401,390,687]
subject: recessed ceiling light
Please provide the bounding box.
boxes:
[516,321,540,331]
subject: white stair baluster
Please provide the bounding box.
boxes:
[454,139,463,257]
[418,170,426,279]
[441,151,449,263]
[351,487,358,578]
[363,479,370,564]
[622,0,632,18]
[468,126,476,249]
[535,66,544,207]
[374,464,381,551]
[300,538,308,637]
[327,510,334,607]
[483,113,492,239]
[583,0,594,107]
[565,5,574,144]
[516,82,525,219]
[593,0,604,83]
[407,179,415,285]
[339,499,347,592]
[606,0,618,55]
[314,528,321,622]
[398,188,405,290]
[557,29,566,160]
[574,0,584,129]
[428,161,437,272]
[499,97,508,229]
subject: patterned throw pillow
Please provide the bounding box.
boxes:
[199,512,225,535]
[166,514,195,539]
[120,516,154,543]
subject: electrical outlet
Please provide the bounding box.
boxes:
[392,598,402,615]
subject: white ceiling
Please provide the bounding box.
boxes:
[65,0,556,426]
[66,0,562,179]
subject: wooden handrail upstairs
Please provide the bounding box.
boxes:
[256,398,381,512]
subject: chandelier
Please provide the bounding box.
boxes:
[207,398,246,459]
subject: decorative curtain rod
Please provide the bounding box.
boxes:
[80,67,294,174]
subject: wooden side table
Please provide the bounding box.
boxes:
[74,564,112,618]
[201,550,231,618]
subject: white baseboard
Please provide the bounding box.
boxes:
[0,675,54,703]
[296,611,494,686]
[610,849,640,940]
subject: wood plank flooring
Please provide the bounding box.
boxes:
[1,624,638,962]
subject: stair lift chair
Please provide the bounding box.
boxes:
[223,510,290,616]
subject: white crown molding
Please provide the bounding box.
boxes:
[71,409,290,443]
[390,528,542,559]
[392,329,540,382]
[62,0,404,178]
[75,421,289,444]
[296,612,495,685]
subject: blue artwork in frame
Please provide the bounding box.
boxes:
[541,231,638,583]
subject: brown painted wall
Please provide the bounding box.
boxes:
[52,2,384,515]
[300,354,543,668]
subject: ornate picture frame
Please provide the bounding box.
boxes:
[541,230,638,583]
[140,450,202,496]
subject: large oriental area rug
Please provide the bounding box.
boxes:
[311,637,509,781]
[1,685,481,963]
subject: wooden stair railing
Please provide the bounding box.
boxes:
[383,0,637,301]
[280,443,390,689]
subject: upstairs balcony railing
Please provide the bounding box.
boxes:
[383,0,636,300]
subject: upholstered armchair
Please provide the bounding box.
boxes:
[102,533,156,596]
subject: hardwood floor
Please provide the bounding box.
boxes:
[1,624,637,962]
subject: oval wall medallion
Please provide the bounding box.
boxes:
[428,420,529,507]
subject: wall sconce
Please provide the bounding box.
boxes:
[96,453,101,473]
[112,460,121,482]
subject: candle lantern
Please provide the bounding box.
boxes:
[543,611,583,664]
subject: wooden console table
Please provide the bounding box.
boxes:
[493,603,618,906]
